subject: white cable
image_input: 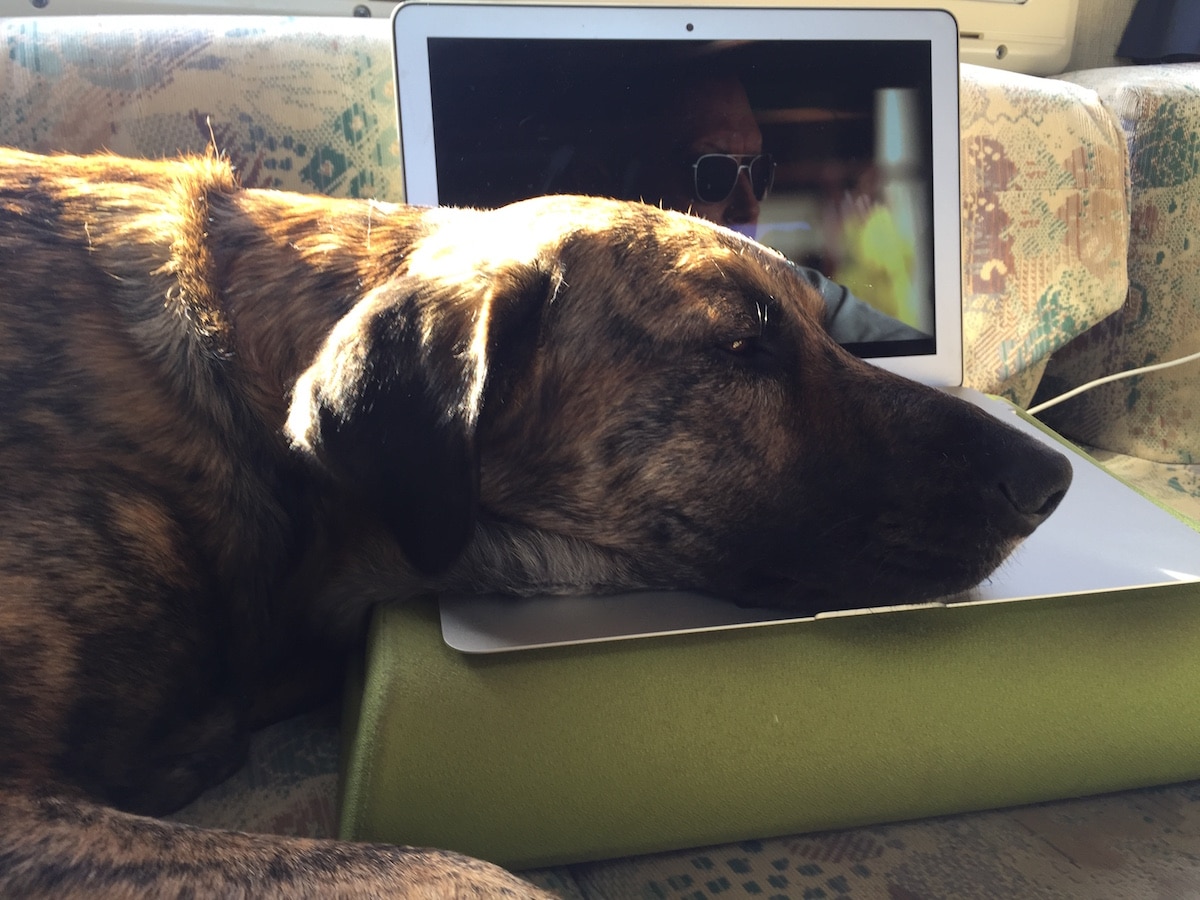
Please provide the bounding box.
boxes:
[1027,347,1200,416]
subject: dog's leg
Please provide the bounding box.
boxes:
[0,789,553,899]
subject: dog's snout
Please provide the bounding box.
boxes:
[992,443,1073,534]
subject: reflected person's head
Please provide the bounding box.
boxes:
[633,71,771,236]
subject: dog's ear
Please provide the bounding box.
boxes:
[286,259,551,575]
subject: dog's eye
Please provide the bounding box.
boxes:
[708,331,784,378]
[720,336,762,357]
[713,335,778,372]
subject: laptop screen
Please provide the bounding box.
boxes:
[394,4,962,384]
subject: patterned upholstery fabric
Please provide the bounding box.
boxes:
[959,64,1129,404]
[555,784,1200,900]
[1035,64,1200,514]
[0,16,403,200]
[1090,448,1200,524]
[3,15,1198,900]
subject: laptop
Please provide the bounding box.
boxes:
[390,2,1200,653]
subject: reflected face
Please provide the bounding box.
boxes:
[638,74,765,236]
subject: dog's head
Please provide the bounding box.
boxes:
[289,195,1071,614]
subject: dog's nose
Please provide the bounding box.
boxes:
[990,443,1073,535]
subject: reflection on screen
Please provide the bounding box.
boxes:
[428,38,936,358]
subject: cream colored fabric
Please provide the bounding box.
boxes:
[1086,450,1200,525]
[1040,64,1200,466]
[959,63,1129,404]
[0,16,403,200]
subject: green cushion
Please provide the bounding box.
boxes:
[339,580,1200,870]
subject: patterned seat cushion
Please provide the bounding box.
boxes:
[959,63,1129,405]
[0,16,403,200]
[1038,64,1200,467]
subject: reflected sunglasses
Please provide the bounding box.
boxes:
[690,153,776,204]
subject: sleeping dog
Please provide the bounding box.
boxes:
[0,148,1071,897]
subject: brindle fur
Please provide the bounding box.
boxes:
[0,148,1071,897]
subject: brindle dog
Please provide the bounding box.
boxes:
[0,148,1072,897]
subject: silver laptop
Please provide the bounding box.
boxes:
[391,2,1200,653]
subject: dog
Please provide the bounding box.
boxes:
[0,148,1072,897]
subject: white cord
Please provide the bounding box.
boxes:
[1027,347,1200,416]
